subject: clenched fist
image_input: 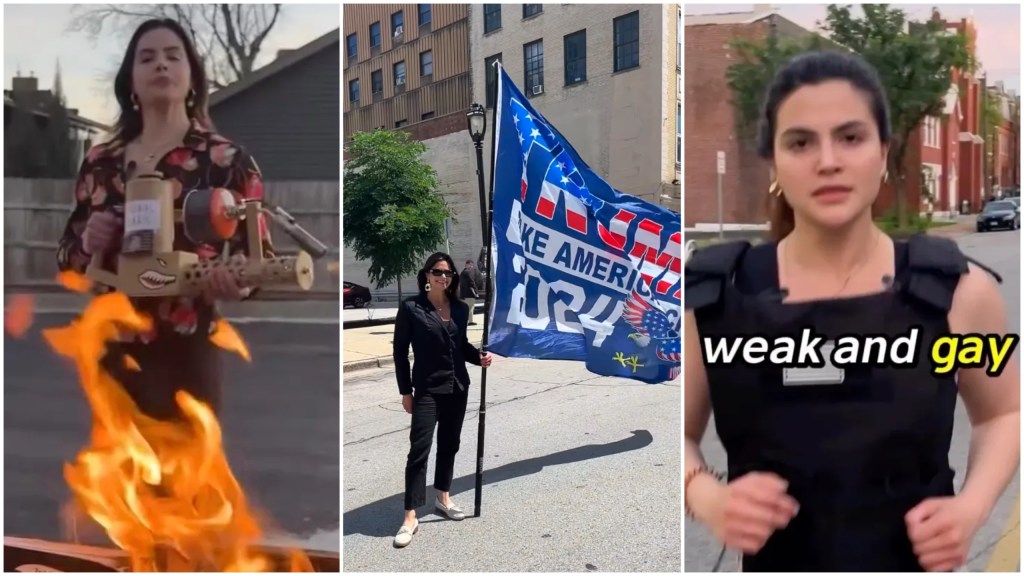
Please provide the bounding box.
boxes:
[704,471,800,554]
[906,496,985,572]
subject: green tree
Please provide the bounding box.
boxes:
[343,129,453,298]
[726,4,971,229]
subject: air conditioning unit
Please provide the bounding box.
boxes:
[397,78,406,86]
[394,25,403,36]
[532,84,544,95]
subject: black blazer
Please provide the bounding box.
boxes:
[393,294,482,396]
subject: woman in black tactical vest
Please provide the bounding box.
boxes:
[684,51,1020,572]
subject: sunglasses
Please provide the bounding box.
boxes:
[430,269,455,278]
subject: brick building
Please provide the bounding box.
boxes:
[683,7,811,229]
[987,81,1020,195]
[685,7,1002,226]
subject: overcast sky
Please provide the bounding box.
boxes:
[684,3,1021,93]
[3,4,339,125]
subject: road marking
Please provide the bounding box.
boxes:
[985,494,1020,572]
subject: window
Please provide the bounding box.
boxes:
[369,22,381,47]
[524,40,544,95]
[483,4,501,33]
[346,33,358,60]
[523,4,543,18]
[396,119,408,128]
[485,53,502,108]
[394,61,406,86]
[563,30,586,85]
[348,79,360,103]
[420,50,433,76]
[418,4,431,27]
[422,111,435,121]
[371,70,383,94]
[613,11,640,72]
[677,6,682,69]
[391,11,404,35]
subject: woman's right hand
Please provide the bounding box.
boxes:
[702,472,800,554]
[82,211,122,256]
[401,394,413,414]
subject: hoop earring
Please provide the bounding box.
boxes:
[424,281,431,292]
[131,93,140,111]
[768,180,783,197]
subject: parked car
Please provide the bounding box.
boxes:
[976,200,1020,232]
[343,281,372,308]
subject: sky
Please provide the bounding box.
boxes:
[684,3,1021,93]
[3,4,340,125]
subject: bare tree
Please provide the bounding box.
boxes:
[68,4,283,89]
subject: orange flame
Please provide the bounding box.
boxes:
[43,271,312,572]
[5,294,35,338]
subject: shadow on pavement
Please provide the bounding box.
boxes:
[343,429,654,537]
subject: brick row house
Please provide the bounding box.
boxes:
[684,7,1014,228]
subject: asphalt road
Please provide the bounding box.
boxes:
[685,229,1021,571]
[342,357,681,572]
[4,316,341,554]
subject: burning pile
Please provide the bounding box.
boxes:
[12,272,312,572]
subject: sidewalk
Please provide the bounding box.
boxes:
[927,215,977,238]
[342,310,485,373]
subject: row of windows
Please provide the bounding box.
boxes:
[348,50,434,104]
[483,11,640,108]
[483,4,543,34]
[346,4,432,60]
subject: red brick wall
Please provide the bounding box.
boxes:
[684,22,773,227]
[997,122,1012,188]
[941,104,961,212]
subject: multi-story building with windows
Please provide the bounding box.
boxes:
[470,3,682,211]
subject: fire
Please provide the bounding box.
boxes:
[41,271,312,572]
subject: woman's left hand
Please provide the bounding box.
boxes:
[201,255,251,303]
[905,495,986,571]
[480,353,493,367]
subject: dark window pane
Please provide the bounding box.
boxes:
[394,61,406,85]
[563,30,586,85]
[346,34,358,59]
[613,11,640,72]
[391,11,404,34]
[485,53,502,108]
[483,4,501,33]
[370,22,381,46]
[371,70,383,93]
[419,4,431,26]
[523,4,542,18]
[523,40,544,95]
[349,79,360,103]
[420,50,433,76]
[422,111,435,120]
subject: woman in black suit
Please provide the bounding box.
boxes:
[392,252,494,547]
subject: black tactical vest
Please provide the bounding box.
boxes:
[685,234,997,572]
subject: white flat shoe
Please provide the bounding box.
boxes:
[393,520,419,548]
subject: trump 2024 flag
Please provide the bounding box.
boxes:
[487,65,682,384]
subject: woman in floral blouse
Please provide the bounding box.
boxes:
[56,18,273,420]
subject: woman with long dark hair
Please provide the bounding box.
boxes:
[684,50,1019,571]
[391,252,493,548]
[56,18,273,419]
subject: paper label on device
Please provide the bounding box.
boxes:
[124,200,161,233]
[783,342,845,386]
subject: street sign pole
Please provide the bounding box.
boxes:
[716,151,726,241]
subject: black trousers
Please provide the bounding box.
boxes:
[100,332,224,421]
[404,389,470,510]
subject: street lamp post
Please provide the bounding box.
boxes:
[466,102,491,518]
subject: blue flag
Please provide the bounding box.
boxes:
[487,65,681,384]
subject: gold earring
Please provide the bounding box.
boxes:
[768,180,783,197]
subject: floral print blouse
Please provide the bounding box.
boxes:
[56,120,274,342]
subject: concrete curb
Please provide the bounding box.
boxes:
[343,356,396,374]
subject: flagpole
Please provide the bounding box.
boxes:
[473,63,502,518]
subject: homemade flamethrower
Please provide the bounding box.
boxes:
[86,172,329,297]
